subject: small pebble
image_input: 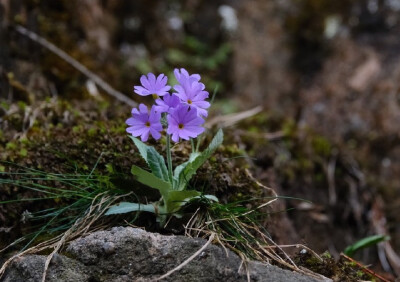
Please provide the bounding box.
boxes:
[102,242,116,255]
[51,253,63,265]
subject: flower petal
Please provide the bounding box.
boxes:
[171,132,179,142]
[150,128,161,140]
[140,75,151,89]
[138,104,148,114]
[147,73,156,87]
[134,86,150,96]
[140,130,150,142]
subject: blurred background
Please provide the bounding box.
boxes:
[1,0,400,278]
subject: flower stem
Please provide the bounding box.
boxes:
[191,138,196,153]
[166,134,173,183]
[196,134,202,152]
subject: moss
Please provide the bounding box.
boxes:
[105,164,114,174]
[312,136,332,157]
[19,137,29,145]
[87,127,97,137]
[72,126,81,133]
[295,251,337,277]
[295,251,374,281]
[282,119,297,137]
[19,148,28,157]
[6,142,17,150]
[321,251,332,259]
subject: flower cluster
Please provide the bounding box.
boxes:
[126,68,209,142]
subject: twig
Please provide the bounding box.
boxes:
[155,233,215,281]
[14,25,137,107]
[205,106,263,128]
[371,197,400,276]
[326,152,337,206]
[236,129,286,141]
[340,253,391,282]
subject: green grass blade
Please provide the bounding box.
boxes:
[344,234,390,257]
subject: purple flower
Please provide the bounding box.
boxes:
[154,94,180,114]
[126,104,162,142]
[174,68,200,85]
[167,105,205,142]
[174,80,210,117]
[134,73,171,98]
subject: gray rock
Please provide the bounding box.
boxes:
[2,227,330,282]
[2,254,89,282]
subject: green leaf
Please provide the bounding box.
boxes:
[166,190,201,213]
[105,202,156,215]
[147,147,169,182]
[206,129,224,154]
[173,152,202,189]
[202,194,219,202]
[131,165,172,200]
[185,194,219,204]
[177,129,223,190]
[129,136,149,161]
[173,153,201,178]
[344,234,390,257]
[173,161,188,181]
[129,136,169,182]
[188,152,201,162]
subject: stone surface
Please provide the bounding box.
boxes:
[2,227,329,282]
[2,254,89,282]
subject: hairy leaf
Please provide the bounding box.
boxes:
[177,129,223,190]
[173,152,201,186]
[131,165,171,200]
[147,147,169,182]
[166,190,201,213]
[129,136,169,182]
[129,136,149,162]
[105,202,156,215]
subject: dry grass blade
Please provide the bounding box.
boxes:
[0,238,25,254]
[0,234,62,278]
[41,225,73,282]
[154,233,216,281]
[0,192,130,280]
[184,186,325,281]
[263,244,322,262]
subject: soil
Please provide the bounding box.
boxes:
[1,1,399,281]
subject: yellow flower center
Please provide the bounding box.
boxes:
[145,121,151,127]
[178,123,184,129]
[187,99,192,104]
[152,94,159,99]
